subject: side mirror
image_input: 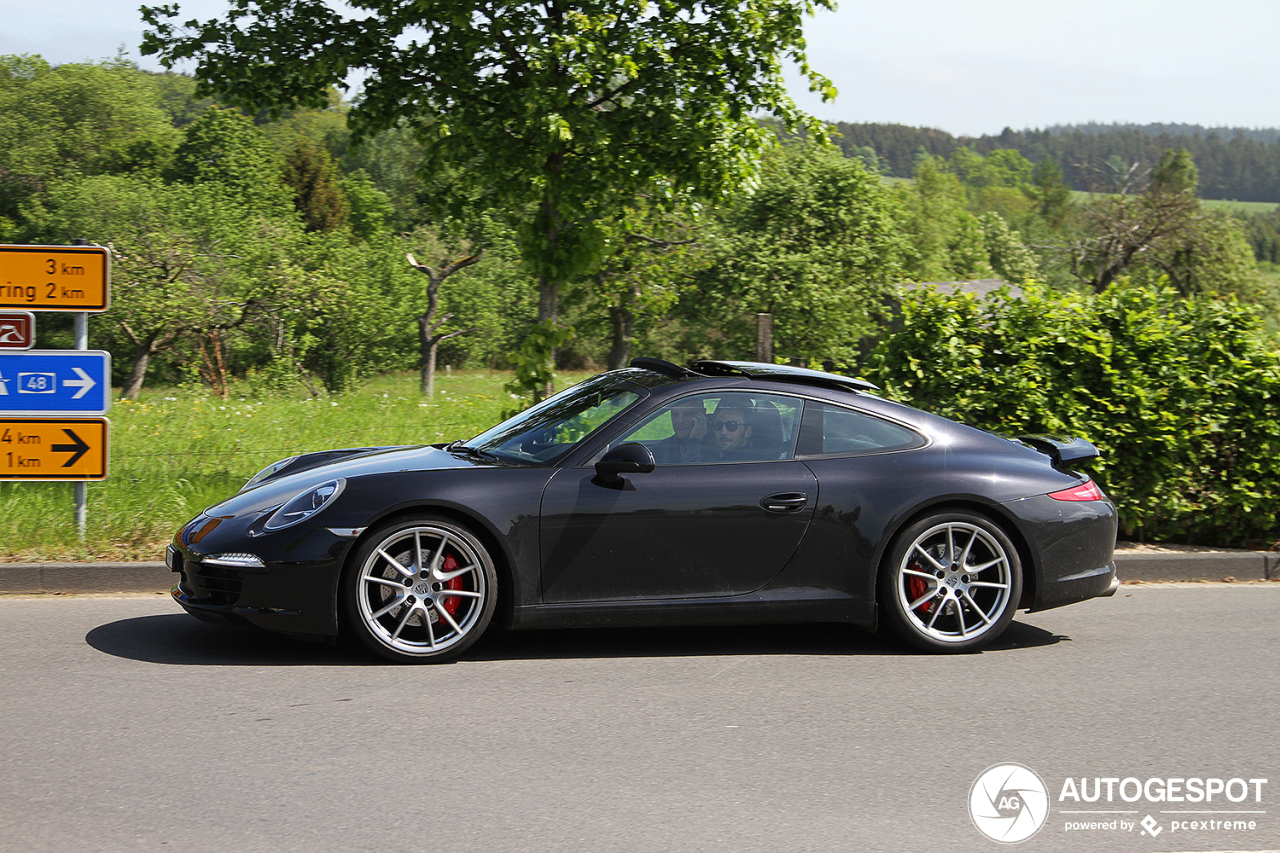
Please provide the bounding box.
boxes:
[594,442,655,484]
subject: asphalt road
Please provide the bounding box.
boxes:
[1,586,1277,853]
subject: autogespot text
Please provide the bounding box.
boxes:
[1057,776,1267,839]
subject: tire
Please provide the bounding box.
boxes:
[879,511,1022,653]
[342,516,497,663]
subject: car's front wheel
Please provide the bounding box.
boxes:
[880,511,1022,653]
[343,516,497,663]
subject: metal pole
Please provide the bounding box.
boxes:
[755,313,773,363]
[74,311,88,541]
[69,238,91,541]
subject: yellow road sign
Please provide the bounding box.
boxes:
[0,418,109,480]
[0,245,110,312]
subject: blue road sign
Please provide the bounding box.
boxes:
[0,350,111,416]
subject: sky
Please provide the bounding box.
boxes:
[2,0,1278,138]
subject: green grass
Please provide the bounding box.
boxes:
[1201,199,1279,214]
[0,370,593,562]
[1069,190,1278,214]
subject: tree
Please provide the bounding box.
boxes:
[1066,148,1210,293]
[1025,159,1073,228]
[706,141,910,365]
[166,106,290,213]
[978,212,1040,285]
[142,0,836,394]
[281,137,349,232]
[406,250,482,396]
[24,175,268,398]
[0,55,180,227]
[897,155,985,281]
[569,204,707,369]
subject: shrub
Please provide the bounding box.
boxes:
[867,281,1280,546]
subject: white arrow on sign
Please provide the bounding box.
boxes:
[64,367,96,400]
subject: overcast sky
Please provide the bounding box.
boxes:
[3,0,1277,137]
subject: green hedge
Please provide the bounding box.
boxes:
[866,282,1280,547]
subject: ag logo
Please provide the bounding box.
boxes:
[969,763,1050,843]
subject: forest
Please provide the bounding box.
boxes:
[4,56,1276,393]
[836,121,1280,202]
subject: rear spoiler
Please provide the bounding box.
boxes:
[1018,434,1100,468]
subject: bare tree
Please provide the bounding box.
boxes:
[405,251,482,396]
[1065,149,1205,293]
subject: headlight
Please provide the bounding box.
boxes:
[264,479,345,531]
[243,456,298,491]
[202,553,266,569]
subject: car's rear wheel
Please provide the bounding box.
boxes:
[343,516,497,663]
[880,511,1022,653]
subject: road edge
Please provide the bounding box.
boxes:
[1,551,1278,594]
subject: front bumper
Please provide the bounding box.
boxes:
[168,513,356,637]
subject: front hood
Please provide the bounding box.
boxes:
[204,445,518,519]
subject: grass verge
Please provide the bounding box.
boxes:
[0,370,590,562]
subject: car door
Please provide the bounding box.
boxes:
[538,391,817,602]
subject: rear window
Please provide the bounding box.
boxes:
[796,401,924,457]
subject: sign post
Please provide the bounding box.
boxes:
[0,243,111,539]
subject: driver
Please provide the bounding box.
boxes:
[653,397,709,463]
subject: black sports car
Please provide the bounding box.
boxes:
[168,358,1118,661]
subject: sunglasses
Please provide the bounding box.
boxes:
[710,420,745,432]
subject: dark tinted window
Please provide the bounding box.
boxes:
[618,392,801,464]
[796,401,923,457]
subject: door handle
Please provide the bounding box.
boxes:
[760,492,808,513]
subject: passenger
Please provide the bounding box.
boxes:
[652,397,709,464]
[709,402,754,460]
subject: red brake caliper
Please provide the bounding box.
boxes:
[440,553,463,616]
[907,560,936,615]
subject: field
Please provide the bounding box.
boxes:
[1201,198,1280,214]
[1068,190,1278,214]
[0,371,592,562]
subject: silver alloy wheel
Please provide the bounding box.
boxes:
[893,520,1014,646]
[353,522,492,660]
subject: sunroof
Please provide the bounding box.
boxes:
[689,360,879,392]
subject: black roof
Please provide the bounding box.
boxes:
[628,358,878,394]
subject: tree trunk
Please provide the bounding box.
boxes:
[537,275,560,398]
[418,316,434,396]
[122,343,152,401]
[607,304,633,370]
[407,250,481,398]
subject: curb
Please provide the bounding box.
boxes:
[0,562,170,594]
[1112,550,1279,583]
[0,552,1277,595]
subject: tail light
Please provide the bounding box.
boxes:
[1048,479,1105,501]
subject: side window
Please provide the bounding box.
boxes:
[617,392,801,464]
[796,401,923,457]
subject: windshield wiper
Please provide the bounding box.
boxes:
[445,440,499,463]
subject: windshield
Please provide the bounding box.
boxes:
[466,373,645,464]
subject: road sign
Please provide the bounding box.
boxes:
[0,312,34,350]
[0,244,110,312]
[0,350,111,416]
[0,418,109,481]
